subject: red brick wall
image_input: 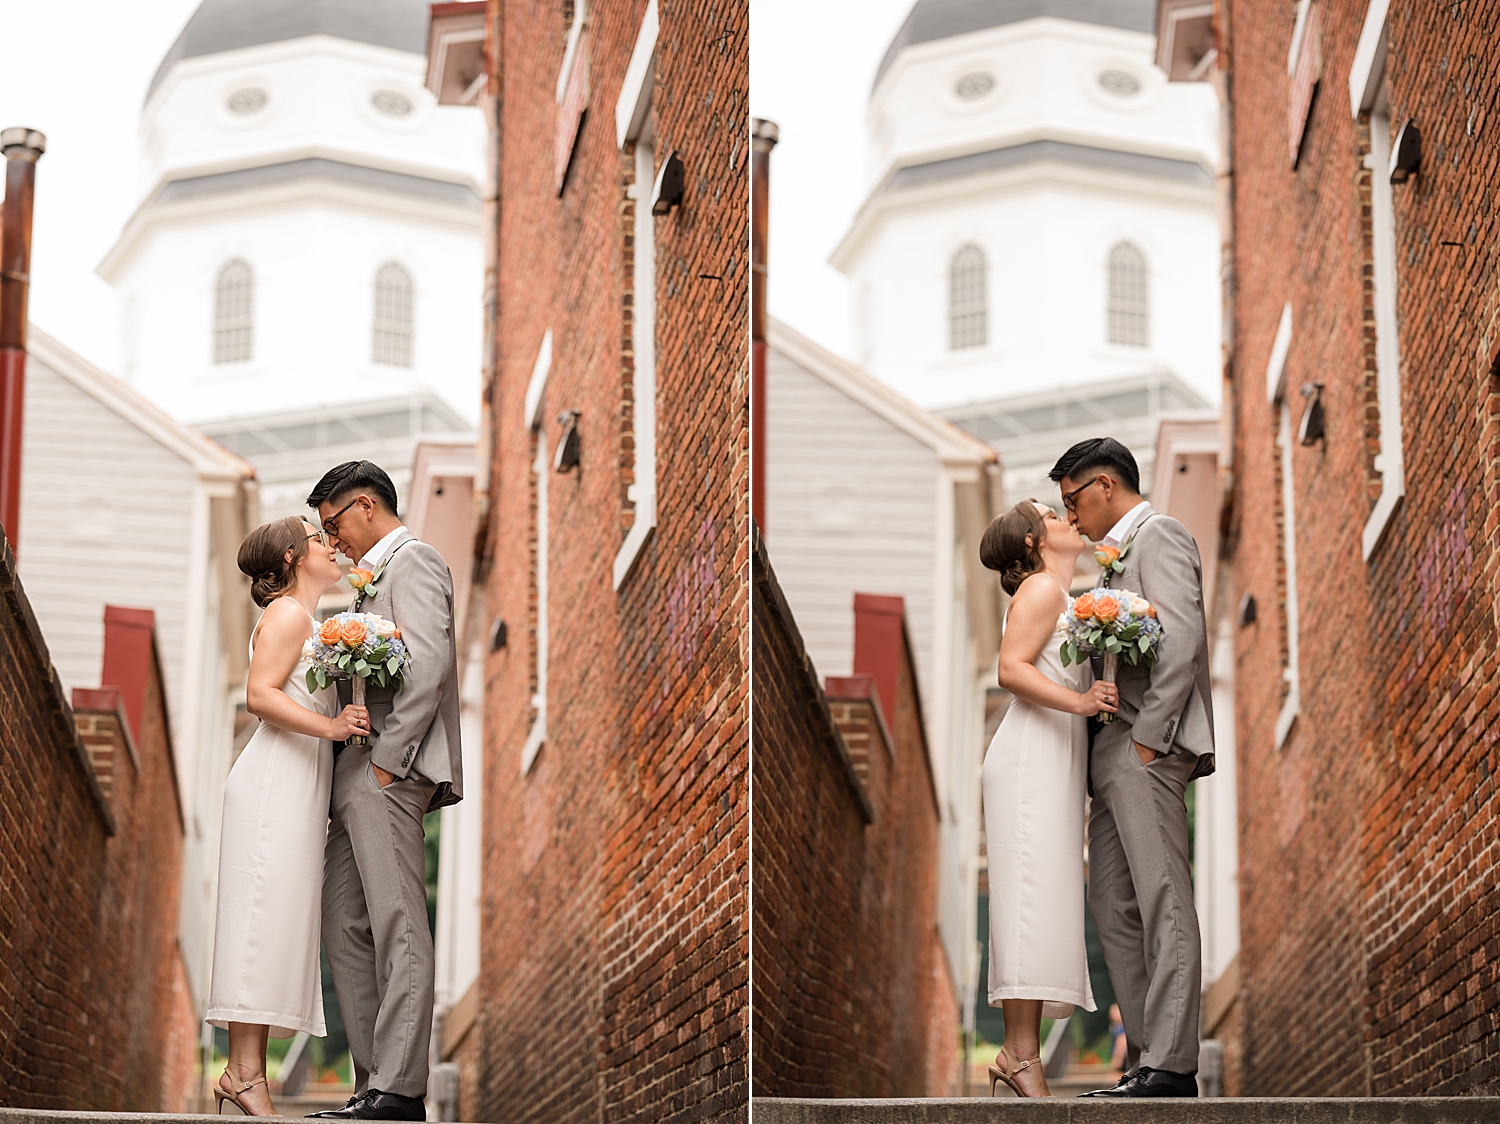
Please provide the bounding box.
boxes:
[752,549,956,1097]
[1224,0,1500,1096]
[477,0,747,1120]
[0,540,195,1110]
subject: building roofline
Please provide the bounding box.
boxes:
[26,325,256,482]
[768,317,997,467]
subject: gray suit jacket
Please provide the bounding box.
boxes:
[341,529,464,810]
[1099,507,1216,779]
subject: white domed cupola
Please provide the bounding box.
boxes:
[98,0,485,425]
[831,0,1221,411]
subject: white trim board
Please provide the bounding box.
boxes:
[615,0,658,148]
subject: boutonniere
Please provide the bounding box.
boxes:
[347,555,394,600]
[1094,539,1131,574]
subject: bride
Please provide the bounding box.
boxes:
[978,500,1117,1098]
[205,517,369,1116]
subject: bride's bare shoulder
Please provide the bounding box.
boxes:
[1012,572,1066,606]
[253,596,313,645]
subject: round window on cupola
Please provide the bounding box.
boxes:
[371,89,415,117]
[226,87,269,116]
[1097,69,1142,98]
[954,71,995,101]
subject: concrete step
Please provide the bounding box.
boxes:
[752,1098,1500,1124]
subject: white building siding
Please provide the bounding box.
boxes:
[765,343,939,712]
[18,353,197,730]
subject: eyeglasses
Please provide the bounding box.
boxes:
[322,497,360,536]
[306,530,329,547]
[1061,477,1105,512]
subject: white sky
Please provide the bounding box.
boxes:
[750,0,915,361]
[0,0,202,374]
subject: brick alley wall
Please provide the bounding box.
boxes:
[1224,0,1500,1096]
[477,0,747,1122]
[0,537,195,1110]
[752,543,956,1097]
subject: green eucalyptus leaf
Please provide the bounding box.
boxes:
[306,667,319,694]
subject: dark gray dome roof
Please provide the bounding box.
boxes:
[147,0,429,101]
[874,0,1156,90]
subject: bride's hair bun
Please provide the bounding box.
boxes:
[238,516,313,608]
[979,500,1049,596]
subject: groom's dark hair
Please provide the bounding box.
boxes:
[1048,438,1141,495]
[307,460,400,516]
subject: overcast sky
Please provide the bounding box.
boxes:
[0,0,202,373]
[1,0,902,374]
[750,0,916,361]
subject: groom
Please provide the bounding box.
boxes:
[1050,438,1214,1099]
[306,461,463,1121]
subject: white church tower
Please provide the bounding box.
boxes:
[832,0,1221,498]
[99,0,485,514]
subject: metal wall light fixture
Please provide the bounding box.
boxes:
[652,150,684,215]
[1389,118,1421,183]
[1299,381,1325,445]
[554,409,581,473]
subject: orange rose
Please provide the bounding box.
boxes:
[1147,604,1158,619]
[318,617,343,644]
[340,619,368,648]
[347,567,375,592]
[392,629,402,640]
[1094,597,1120,623]
[1094,545,1120,568]
[1072,593,1096,619]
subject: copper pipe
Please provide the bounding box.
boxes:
[750,118,777,534]
[0,127,45,553]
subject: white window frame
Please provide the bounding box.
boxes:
[1349,0,1404,559]
[1265,304,1300,749]
[1106,240,1150,348]
[946,242,987,350]
[212,258,254,364]
[521,331,552,775]
[372,261,415,368]
[612,0,659,590]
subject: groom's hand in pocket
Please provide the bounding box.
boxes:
[1134,742,1157,766]
[373,763,397,788]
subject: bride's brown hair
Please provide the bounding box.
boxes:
[238,516,313,608]
[979,500,1049,596]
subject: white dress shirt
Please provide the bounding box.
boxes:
[358,525,408,573]
[1102,500,1150,547]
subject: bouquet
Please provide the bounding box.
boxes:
[304,612,412,747]
[1058,589,1162,724]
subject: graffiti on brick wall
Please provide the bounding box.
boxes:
[649,516,723,719]
[1399,484,1473,690]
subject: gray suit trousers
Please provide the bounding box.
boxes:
[1088,720,1201,1075]
[323,745,436,1098]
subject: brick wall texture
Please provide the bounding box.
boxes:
[476,1,748,1121]
[1225,0,1500,1096]
[752,546,958,1097]
[0,541,196,1110]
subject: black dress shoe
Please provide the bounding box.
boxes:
[1081,1066,1198,1098]
[306,1093,369,1118]
[338,1090,426,1120]
[1078,1070,1136,1098]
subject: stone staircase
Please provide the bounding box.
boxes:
[752,1098,1500,1124]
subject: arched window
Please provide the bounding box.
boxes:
[1107,241,1149,347]
[947,243,987,350]
[372,262,414,367]
[212,259,253,364]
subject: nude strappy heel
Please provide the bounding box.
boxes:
[214,1069,269,1115]
[988,1045,1049,1097]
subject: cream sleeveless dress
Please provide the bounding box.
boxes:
[205,611,337,1037]
[981,595,1097,1017]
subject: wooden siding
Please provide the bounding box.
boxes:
[17,355,197,739]
[765,344,939,715]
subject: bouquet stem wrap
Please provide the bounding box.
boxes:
[349,675,370,747]
[1100,650,1119,724]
